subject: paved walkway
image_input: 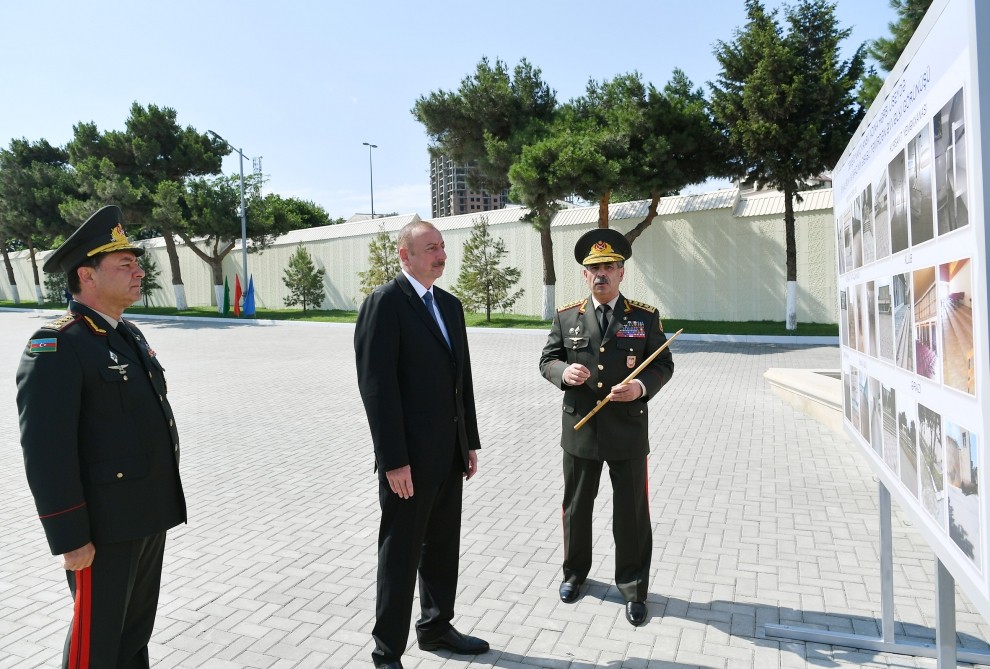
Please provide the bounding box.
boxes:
[1,309,988,669]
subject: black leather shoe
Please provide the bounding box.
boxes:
[559,575,584,603]
[374,662,403,669]
[625,600,648,626]
[418,628,489,655]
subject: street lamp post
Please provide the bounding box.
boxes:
[363,142,377,218]
[207,129,249,284]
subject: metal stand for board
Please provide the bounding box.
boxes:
[763,482,990,667]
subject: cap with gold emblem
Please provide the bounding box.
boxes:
[573,228,632,266]
[43,205,144,274]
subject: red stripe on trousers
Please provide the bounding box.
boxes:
[69,567,92,669]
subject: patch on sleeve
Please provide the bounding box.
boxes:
[28,338,58,354]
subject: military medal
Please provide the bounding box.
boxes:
[108,351,129,380]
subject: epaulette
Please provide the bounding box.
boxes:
[41,312,82,332]
[557,299,585,313]
[627,299,657,314]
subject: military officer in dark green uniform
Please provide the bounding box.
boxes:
[16,205,186,669]
[539,228,674,627]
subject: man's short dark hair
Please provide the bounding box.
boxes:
[66,256,103,295]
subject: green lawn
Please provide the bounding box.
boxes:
[0,301,838,336]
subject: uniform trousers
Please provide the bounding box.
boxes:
[561,451,652,602]
[371,460,463,666]
[63,531,167,669]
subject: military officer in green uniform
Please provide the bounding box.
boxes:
[539,228,674,627]
[16,205,186,669]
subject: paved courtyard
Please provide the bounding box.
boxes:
[1,309,989,668]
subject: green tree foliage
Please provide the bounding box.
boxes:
[358,226,401,299]
[283,245,326,312]
[858,0,933,109]
[65,102,226,308]
[0,138,78,301]
[413,57,562,318]
[451,216,524,321]
[138,252,162,307]
[43,270,68,304]
[711,0,864,329]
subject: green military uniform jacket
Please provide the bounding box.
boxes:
[15,301,186,555]
[539,293,674,460]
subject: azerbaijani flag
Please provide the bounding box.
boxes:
[29,338,58,354]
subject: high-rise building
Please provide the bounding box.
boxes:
[430,155,509,218]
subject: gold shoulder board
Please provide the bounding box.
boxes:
[557,299,585,313]
[628,299,657,314]
[41,312,80,331]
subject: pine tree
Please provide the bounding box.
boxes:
[858,0,933,109]
[283,245,326,312]
[43,271,68,305]
[451,216,524,321]
[138,252,162,308]
[358,226,401,299]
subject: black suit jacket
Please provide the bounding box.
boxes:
[354,273,482,487]
[15,301,186,555]
[539,293,674,460]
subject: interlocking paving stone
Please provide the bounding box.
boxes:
[2,309,990,668]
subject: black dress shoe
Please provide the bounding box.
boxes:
[374,661,403,669]
[625,600,648,626]
[418,628,490,655]
[559,576,584,603]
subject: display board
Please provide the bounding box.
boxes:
[832,0,990,620]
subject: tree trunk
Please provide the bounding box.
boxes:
[625,192,661,245]
[159,220,187,310]
[1,240,19,304]
[784,184,798,330]
[214,285,224,313]
[598,193,611,228]
[539,221,556,320]
[27,241,43,305]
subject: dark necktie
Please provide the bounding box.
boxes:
[116,323,142,359]
[423,291,451,348]
[598,304,611,336]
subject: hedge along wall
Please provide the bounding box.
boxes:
[0,186,838,323]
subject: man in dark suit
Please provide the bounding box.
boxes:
[16,205,186,668]
[539,228,674,627]
[354,220,489,668]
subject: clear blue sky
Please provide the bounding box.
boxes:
[1,1,896,221]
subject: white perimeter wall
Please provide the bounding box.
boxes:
[0,187,838,323]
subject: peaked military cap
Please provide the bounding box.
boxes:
[43,205,144,274]
[574,228,632,265]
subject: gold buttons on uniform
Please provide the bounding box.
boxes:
[116,472,124,479]
[599,347,605,353]
[597,364,604,370]
[169,419,174,426]
[597,382,603,388]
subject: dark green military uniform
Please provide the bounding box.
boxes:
[539,293,673,601]
[15,205,186,669]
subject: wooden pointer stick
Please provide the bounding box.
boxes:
[573,328,683,431]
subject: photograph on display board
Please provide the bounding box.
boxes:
[878,282,894,362]
[840,290,849,347]
[839,208,851,274]
[863,280,877,358]
[859,370,871,441]
[869,377,884,457]
[898,398,920,498]
[934,88,969,236]
[843,367,853,423]
[939,258,976,395]
[946,419,981,568]
[874,167,892,259]
[882,384,899,473]
[913,267,941,382]
[893,272,915,372]
[918,402,946,529]
[907,126,935,247]
[889,150,910,254]
[848,283,861,352]
[849,368,862,437]
[857,185,876,265]
[852,199,864,269]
